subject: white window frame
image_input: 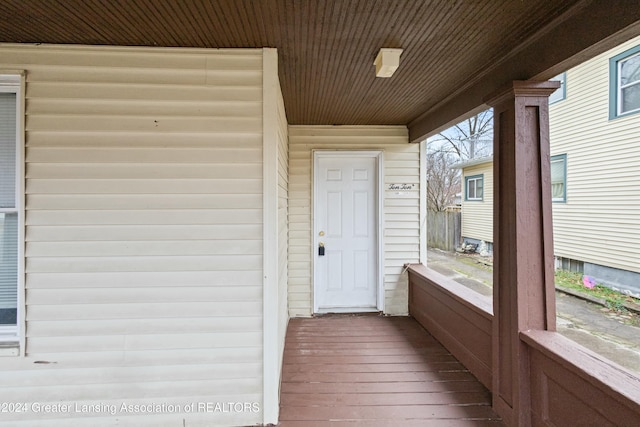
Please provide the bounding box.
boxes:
[465,174,483,201]
[617,51,640,116]
[0,73,24,348]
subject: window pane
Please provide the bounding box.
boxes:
[620,53,640,85]
[476,180,483,199]
[551,157,566,201]
[551,159,565,183]
[0,93,17,209]
[551,183,564,200]
[468,181,474,199]
[621,84,640,114]
[0,213,17,325]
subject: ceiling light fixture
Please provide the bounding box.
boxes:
[374,48,403,78]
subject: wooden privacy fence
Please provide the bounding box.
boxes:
[427,209,461,252]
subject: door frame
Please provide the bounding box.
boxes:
[312,150,384,314]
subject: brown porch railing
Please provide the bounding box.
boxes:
[407,264,640,426]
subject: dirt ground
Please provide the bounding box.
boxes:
[426,248,640,375]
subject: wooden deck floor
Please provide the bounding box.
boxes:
[278,315,504,427]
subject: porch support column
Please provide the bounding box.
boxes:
[485,81,560,426]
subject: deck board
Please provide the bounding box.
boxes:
[278,315,504,426]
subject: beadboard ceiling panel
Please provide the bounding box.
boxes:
[1,0,639,139]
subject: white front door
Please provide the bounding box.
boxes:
[314,152,381,313]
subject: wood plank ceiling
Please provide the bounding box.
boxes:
[1,0,639,138]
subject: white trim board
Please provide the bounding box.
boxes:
[262,48,280,426]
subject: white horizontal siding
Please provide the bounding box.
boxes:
[288,125,418,316]
[461,162,494,243]
[276,78,289,361]
[26,285,262,304]
[26,240,263,257]
[26,147,262,163]
[549,35,640,273]
[260,48,289,424]
[0,44,265,427]
[26,209,263,225]
[25,317,263,337]
[27,224,263,241]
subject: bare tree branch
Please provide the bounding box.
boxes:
[425,109,494,211]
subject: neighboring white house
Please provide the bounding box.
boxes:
[457,35,640,296]
[0,44,421,426]
[453,155,494,252]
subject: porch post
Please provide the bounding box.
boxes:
[485,81,560,426]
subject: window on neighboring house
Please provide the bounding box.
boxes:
[0,76,21,341]
[549,72,566,104]
[610,45,640,118]
[551,154,567,203]
[465,175,483,201]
